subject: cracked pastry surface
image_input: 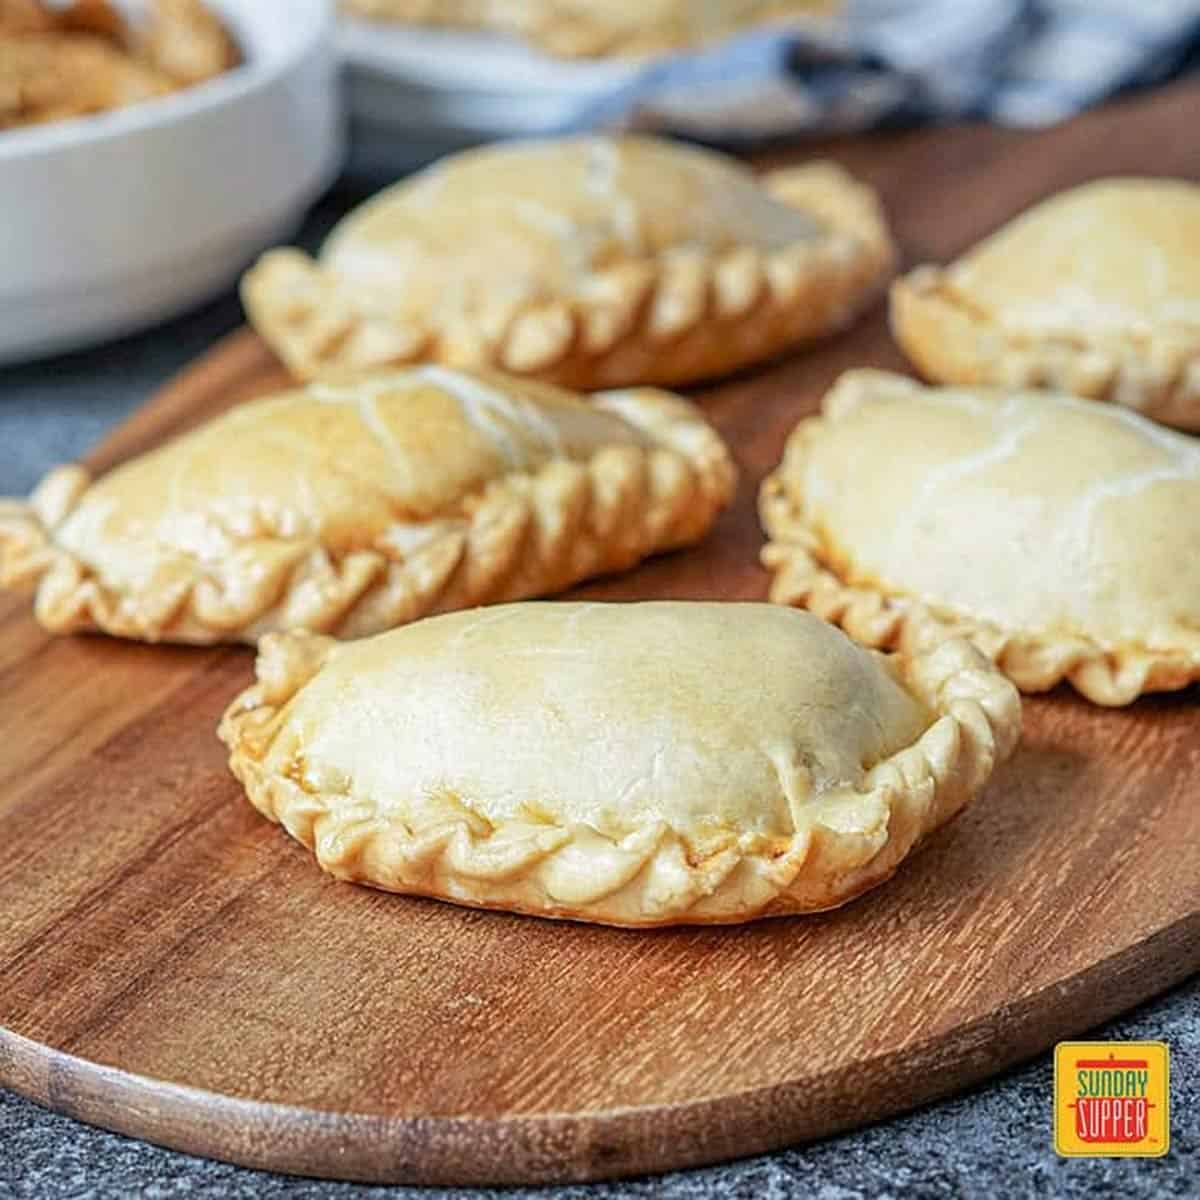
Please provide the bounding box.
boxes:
[760,369,1200,706]
[219,602,1020,926]
[341,0,837,58]
[891,178,1200,431]
[0,366,734,643]
[243,135,894,390]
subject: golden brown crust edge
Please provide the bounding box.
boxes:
[759,412,1200,707]
[0,464,91,592]
[242,162,895,390]
[891,267,1200,432]
[0,391,735,644]
[218,628,1020,927]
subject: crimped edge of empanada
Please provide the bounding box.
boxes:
[242,162,894,391]
[218,626,1019,927]
[759,385,1200,707]
[0,389,735,644]
[891,266,1200,432]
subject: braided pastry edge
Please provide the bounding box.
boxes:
[242,161,895,390]
[0,391,735,644]
[759,404,1200,707]
[891,266,1200,432]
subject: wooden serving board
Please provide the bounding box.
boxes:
[2,84,1199,1188]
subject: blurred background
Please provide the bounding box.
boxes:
[3,0,1200,491]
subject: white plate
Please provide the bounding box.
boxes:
[0,0,343,365]
[338,19,647,176]
[338,21,641,93]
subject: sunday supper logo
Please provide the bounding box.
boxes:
[1054,1042,1170,1157]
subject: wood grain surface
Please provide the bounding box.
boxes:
[1,82,1199,1187]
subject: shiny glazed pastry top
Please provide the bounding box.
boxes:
[761,369,1200,705]
[243,134,894,390]
[891,178,1200,431]
[219,602,1020,926]
[0,366,734,643]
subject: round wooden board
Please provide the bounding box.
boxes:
[2,87,1199,1187]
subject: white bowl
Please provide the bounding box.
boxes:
[0,0,342,364]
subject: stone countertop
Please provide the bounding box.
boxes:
[0,196,1195,1200]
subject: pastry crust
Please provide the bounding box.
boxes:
[0,34,172,126]
[508,0,837,57]
[341,0,837,57]
[0,1,236,129]
[137,0,239,87]
[760,370,1200,706]
[0,367,734,643]
[243,136,894,390]
[340,0,491,31]
[345,0,835,57]
[219,602,1020,926]
[891,178,1200,432]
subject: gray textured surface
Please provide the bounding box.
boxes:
[0,195,1195,1200]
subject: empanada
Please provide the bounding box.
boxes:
[0,34,172,127]
[243,135,893,390]
[891,178,1200,431]
[0,367,734,643]
[219,602,1020,926]
[760,370,1200,706]
[136,0,240,88]
[339,0,500,33]
[502,0,837,57]
[343,0,837,58]
[0,1,236,129]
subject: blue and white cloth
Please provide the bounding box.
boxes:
[568,0,1200,137]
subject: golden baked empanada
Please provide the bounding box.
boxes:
[0,367,734,643]
[891,179,1200,431]
[0,1,235,129]
[340,0,491,32]
[343,0,837,58]
[760,370,1200,706]
[0,34,172,128]
[0,0,58,35]
[136,0,240,87]
[503,0,837,57]
[243,135,893,390]
[219,602,1020,926]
